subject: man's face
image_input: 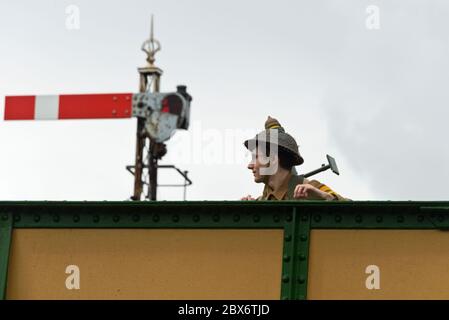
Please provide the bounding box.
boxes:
[247,148,271,183]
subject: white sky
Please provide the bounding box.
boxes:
[1,0,448,201]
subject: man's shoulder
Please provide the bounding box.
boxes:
[303,178,325,189]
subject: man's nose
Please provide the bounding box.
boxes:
[248,162,254,170]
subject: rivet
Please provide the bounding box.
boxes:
[112,109,117,115]
[253,215,260,222]
[233,215,240,222]
[335,215,342,223]
[397,215,404,223]
[438,215,445,222]
[301,215,308,222]
[282,275,290,283]
[34,215,40,222]
[153,215,160,222]
[125,96,130,101]
[53,215,60,222]
[355,215,362,223]
[417,215,424,222]
[113,215,120,222]
[299,295,305,300]
[93,215,100,223]
[73,215,80,222]
[193,215,200,222]
[299,253,306,261]
[213,214,220,222]
[1,214,8,221]
[273,215,280,222]
[286,215,292,222]
[300,234,308,242]
[376,216,383,223]
[113,96,118,101]
[132,214,140,222]
[13,214,21,222]
[125,109,129,114]
[172,215,179,222]
[285,235,292,242]
[314,215,321,222]
[283,255,291,262]
[298,276,305,284]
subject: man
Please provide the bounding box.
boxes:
[241,116,348,201]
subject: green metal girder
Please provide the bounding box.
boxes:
[1,200,449,300]
[1,201,448,228]
[280,208,296,300]
[309,204,449,229]
[0,212,12,300]
[5,205,292,229]
[295,208,311,300]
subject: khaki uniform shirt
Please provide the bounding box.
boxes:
[257,174,349,201]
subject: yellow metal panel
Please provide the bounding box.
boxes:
[6,229,283,300]
[308,229,449,299]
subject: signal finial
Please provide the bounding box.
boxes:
[141,15,161,66]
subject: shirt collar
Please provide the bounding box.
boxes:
[265,172,292,200]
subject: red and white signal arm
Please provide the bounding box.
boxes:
[4,94,134,120]
[4,90,191,143]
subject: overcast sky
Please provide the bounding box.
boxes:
[1,0,448,201]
